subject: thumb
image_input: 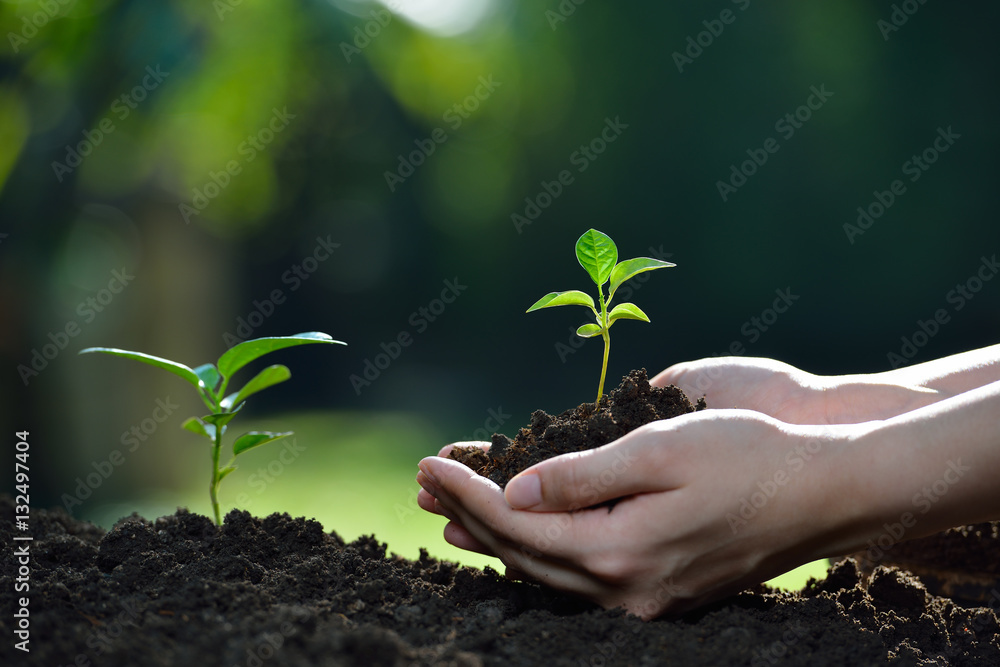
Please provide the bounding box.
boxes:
[650,361,702,398]
[649,361,686,387]
[503,430,680,511]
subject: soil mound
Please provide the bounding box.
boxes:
[3,496,997,666]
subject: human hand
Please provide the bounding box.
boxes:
[653,356,945,424]
[417,410,866,619]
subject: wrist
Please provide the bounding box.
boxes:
[817,392,995,560]
[819,374,946,424]
[780,422,883,559]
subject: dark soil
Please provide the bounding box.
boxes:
[3,496,999,667]
[449,369,706,487]
[852,522,1000,608]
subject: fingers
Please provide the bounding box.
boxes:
[503,422,689,511]
[417,456,512,544]
[418,456,603,563]
[443,521,495,556]
[417,453,685,613]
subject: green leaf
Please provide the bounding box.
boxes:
[182,417,215,439]
[218,465,238,482]
[202,403,244,428]
[576,323,603,338]
[78,347,204,391]
[193,364,221,393]
[608,257,676,301]
[233,431,293,456]
[220,365,291,411]
[217,332,345,379]
[526,290,596,313]
[575,229,618,286]
[608,302,651,325]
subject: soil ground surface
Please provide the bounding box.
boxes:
[2,496,999,666]
[4,371,997,665]
[852,522,1000,609]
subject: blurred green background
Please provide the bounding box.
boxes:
[2,1,998,590]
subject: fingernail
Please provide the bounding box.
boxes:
[418,459,440,486]
[505,472,542,509]
[416,471,437,496]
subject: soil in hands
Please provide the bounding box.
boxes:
[449,368,706,487]
[3,496,998,666]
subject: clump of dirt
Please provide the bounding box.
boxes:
[851,522,1000,607]
[449,368,706,487]
[2,496,998,666]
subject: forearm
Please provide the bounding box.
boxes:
[880,343,1000,396]
[830,379,1000,555]
[816,344,1000,423]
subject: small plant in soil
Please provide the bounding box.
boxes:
[451,232,690,487]
[79,332,345,524]
[527,228,675,403]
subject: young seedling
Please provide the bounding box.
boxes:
[79,332,345,525]
[527,229,675,403]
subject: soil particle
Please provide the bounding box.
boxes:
[3,496,997,666]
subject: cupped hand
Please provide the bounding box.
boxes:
[653,356,944,424]
[417,411,864,619]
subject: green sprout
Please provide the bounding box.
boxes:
[79,332,345,525]
[527,229,675,403]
